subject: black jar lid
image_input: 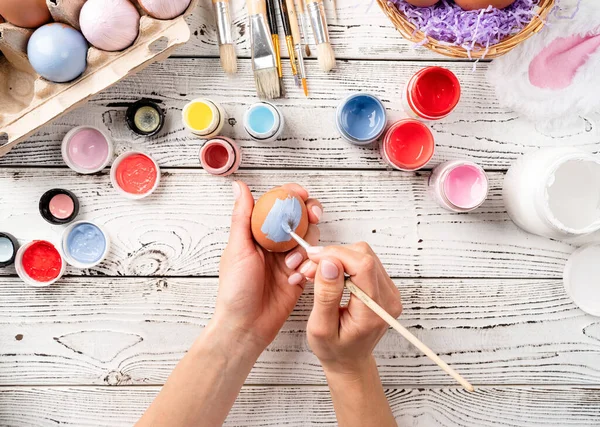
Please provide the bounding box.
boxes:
[126,99,166,137]
[0,232,19,268]
[39,188,80,225]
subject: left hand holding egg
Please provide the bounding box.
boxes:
[214,181,322,351]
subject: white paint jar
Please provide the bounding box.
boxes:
[429,160,489,212]
[503,148,600,239]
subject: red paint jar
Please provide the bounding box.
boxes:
[402,67,461,120]
[15,240,65,287]
[380,119,435,171]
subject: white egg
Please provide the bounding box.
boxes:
[80,0,140,52]
[137,0,192,20]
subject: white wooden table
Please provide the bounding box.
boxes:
[1,1,600,425]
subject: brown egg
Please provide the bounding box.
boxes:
[405,0,440,6]
[251,187,309,253]
[454,0,516,10]
[0,0,51,28]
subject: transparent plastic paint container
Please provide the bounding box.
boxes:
[243,102,284,143]
[336,93,387,145]
[429,160,489,212]
[182,98,226,138]
[15,240,66,287]
[401,67,461,121]
[199,137,242,176]
[0,232,19,268]
[504,148,600,239]
[61,221,111,269]
[380,119,434,171]
[62,126,114,174]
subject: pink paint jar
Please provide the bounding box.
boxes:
[402,67,461,121]
[199,137,242,177]
[429,160,488,212]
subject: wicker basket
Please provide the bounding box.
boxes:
[377,0,555,59]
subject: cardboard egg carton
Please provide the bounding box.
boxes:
[0,0,199,158]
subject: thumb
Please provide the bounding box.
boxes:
[228,181,255,247]
[310,258,345,335]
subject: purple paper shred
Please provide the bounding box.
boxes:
[389,0,540,55]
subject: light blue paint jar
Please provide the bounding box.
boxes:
[62,221,110,269]
[336,93,387,145]
[243,102,284,143]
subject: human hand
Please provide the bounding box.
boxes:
[211,181,323,355]
[305,243,403,377]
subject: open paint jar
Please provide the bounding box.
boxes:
[0,232,19,268]
[336,93,387,145]
[126,99,165,136]
[243,102,284,142]
[402,67,461,121]
[62,126,114,174]
[504,147,600,239]
[429,161,489,212]
[199,137,242,176]
[110,151,161,199]
[564,244,600,317]
[381,119,435,171]
[61,221,110,269]
[182,98,226,139]
[15,240,66,287]
[39,189,80,225]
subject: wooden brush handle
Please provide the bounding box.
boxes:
[295,0,306,13]
[247,0,268,17]
[286,0,302,44]
[344,279,475,393]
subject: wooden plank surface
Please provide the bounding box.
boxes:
[0,276,598,386]
[0,169,581,279]
[1,59,598,170]
[1,386,599,426]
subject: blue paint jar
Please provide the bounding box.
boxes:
[243,102,284,143]
[62,221,110,269]
[336,93,387,145]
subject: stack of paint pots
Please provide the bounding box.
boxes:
[182,98,285,177]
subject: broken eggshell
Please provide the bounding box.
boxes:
[251,187,309,253]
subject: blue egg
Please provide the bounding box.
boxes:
[336,93,387,145]
[27,23,88,83]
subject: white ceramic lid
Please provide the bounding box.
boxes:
[564,244,600,317]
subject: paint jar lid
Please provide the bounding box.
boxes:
[0,232,19,268]
[39,189,80,225]
[110,151,161,200]
[61,221,111,269]
[381,119,435,171]
[62,126,114,174]
[336,93,387,145]
[15,240,66,287]
[407,67,461,120]
[243,102,284,142]
[126,99,165,137]
[564,244,600,317]
[182,99,223,137]
[199,137,242,177]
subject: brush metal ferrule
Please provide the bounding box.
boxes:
[307,1,329,45]
[214,1,234,45]
[272,35,283,78]
[285,36,298,75]
[294,44,306,78]
[250,14,277,71]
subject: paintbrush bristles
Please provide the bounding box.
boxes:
[255,68,281,99]
[317,42,336,72]
[219,44,237,74]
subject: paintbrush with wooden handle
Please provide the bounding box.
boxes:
[282,222,475,393]
[213,0,237,74]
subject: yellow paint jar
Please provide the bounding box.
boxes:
[182,98,226,138]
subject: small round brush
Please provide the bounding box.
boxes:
[213,0,237,74]
[305,0,336,72]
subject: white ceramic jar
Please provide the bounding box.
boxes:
[503,147,600,239]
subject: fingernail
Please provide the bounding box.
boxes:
[232,181,241,200]
[320,260,339,280]
[288,272,304,286]
[300,260,313,275]
[307,246,324,255]
[285,251,303,269]
[311,205,323,222]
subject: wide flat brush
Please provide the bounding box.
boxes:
[286,0,308,95]
[213,0,237,74]
[305,0,336,72]
[247,0,281,99]
[282,222,475,393]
